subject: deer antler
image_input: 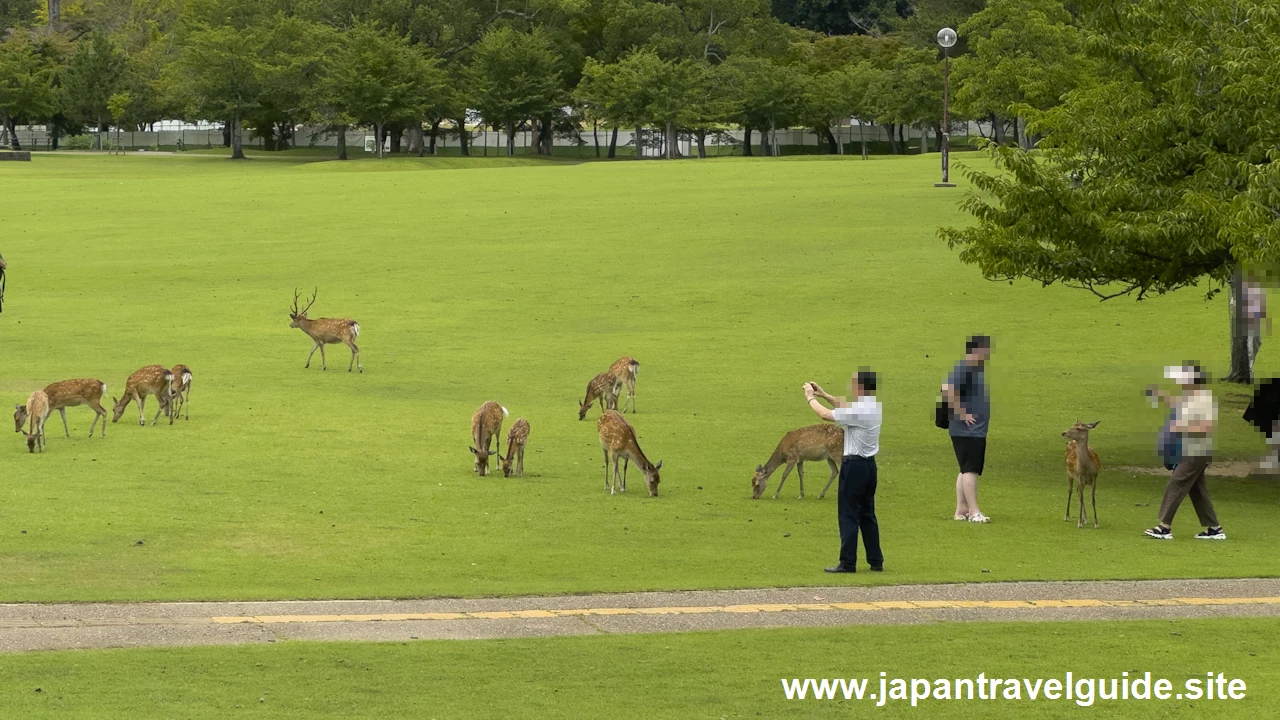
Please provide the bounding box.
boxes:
[301,287,318,317]
[290,288,301,317]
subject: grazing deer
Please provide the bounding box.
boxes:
[167,365,193,420]
[579,372,622,420]
[502,418,531,477]
[20,390,50,453]
[1063,419,1102,528]
[289,288,362,372]
[751,424,843,500]
[14,378,110,439]
[597,410,662,496]
[608,356,640,413]
[469,401,508,476]
[112,365,173,426]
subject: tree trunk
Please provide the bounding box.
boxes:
[1227,267,1253,383]
[664,120,677,160]
[743,126,753,156]
[48,0,60,24]
[635,125,643,159]
[429,119,441,155]
[505,120,515,156]
[593,119,600,158]
[859,121,868,159]
[531,118,542,155]
[375,121,384,159]
[759,126,769,157]
[820,125,838,155]
[885,123,896,154]
[230,114,245,159]
[457,117,470,156]
[607,127,617,158]
[898,124,905,153]
[770,119,779,157]
[222,123,231,147]
[406,124,424,156]
[541,115,553,155]
[919,125,928,154]
[696,129,706,159]
[8,119,19,150]
[336,125,347,160]
[835,123,843,155]
[95,112,103,150]
[386,124,402,154]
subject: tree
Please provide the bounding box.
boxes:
[0,0,40,30]
[727,55,805,156]
[867,46,941,153]
[465,26,563,156]
[0,29,56,149]
[107,90,130,152]
[176,23,263,159]
[939,0,1280,383]
[318,23,445,159]
[770,0,908,37]
[60,31,125,150]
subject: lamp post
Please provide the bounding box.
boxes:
[935,27,957,188]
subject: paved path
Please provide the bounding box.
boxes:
[3,578,1278,653]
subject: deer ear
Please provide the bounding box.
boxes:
[469,446,478,454]
[755,464,763,472]
[1088,420,1101,428]
[655,460,663,470]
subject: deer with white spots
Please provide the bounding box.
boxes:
[19,390,49,453]
[14,378,108,439]
[112,365,173,426]
[289,288,362,372]
[597,410,662,496]
[609,357,640,413]
[166,365,193,420]
[502,418,530,477]
[470,401,508,476]
[579,372,622,420]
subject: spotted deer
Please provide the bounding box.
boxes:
[167,365,193,420]
[13,378,109,439]
[289,288,362,372]
[469,401,508,476]
[608,357,640,413]
[502,418,530,477]
[597,410,662,496]
[1063,420,1102,528]
[19,390,50,453]
[112,365,173,426]
[579,372,622,420]
[751,424,843,500]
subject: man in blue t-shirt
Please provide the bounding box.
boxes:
[941,335,992,523]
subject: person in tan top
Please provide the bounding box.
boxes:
[1144,364,1224,540]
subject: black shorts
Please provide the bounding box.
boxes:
[951,436,987,475]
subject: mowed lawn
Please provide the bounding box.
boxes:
[0,618,1275,718]
[0,152,1276,603]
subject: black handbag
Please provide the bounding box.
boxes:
[935,369,972,429]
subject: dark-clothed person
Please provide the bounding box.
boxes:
[942,335,992,523]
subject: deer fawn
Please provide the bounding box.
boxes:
[470,401,508,476]
[13,379,109,439]
[751,424,843,500]
[579,372,622,420]
[502,418,530,477]
[20,390,50,453]
[609,357,640,413]
[289,288,362,372]
[167,365,193,420]
[597,410,662,496]
[1063,420,1102,528]
[112,365,173,426]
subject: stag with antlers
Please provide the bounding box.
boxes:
[289,288,362,373]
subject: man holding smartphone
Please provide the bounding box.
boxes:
[805,370,883,573]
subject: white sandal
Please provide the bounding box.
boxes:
[953,513,969,521]
[968,513,991,523]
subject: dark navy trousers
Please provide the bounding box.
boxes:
[838,455,883,569]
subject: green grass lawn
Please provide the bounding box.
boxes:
[0,152,1276,603]
[1,618,1274,718]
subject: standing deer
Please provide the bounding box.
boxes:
[13,379,109,439]
[469,401,508,476]
[502,418,530,477]
[167,365,193,420]
[609,357,640,413]
[289,288,362,372]
[579,372,622,420]
[751,424,844,500]
[112,365,173,426]
[597,410,662,496]
[1063,419,1102,528]
[20,390,50,453]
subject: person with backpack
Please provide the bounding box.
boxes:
[1144,364,1225,541]
[939,335,992,523]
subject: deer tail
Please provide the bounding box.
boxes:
[501,406,509,417]
[350,322,361,337]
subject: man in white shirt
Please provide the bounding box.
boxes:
[805,369,884,573]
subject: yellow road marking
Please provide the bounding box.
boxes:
[206,596,1280,625]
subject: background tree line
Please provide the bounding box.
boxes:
[1,0,1089,159]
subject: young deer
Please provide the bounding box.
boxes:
[751,424,844,500]
[20,390,50,453]
[608,356,640,413]
[112,365,173,426]
[289,288,362,372]
[578,372,622,420]
[469,401,508,476]
[14,378,109,439]
[1063,419,1102,528]
[502,418,531,477]
[167,365,193,420]
[597,410,662,496]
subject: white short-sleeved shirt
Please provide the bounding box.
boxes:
[1177,389,1217,457]
[830,396,882,457]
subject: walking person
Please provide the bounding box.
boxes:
[1145,364,1226,540]
[805,369,883,573]
[1242,271,1268,379]
[942,335,992,523]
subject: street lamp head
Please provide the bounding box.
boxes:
[937,27,957,48]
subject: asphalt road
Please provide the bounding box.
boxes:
[2,578,1278,653]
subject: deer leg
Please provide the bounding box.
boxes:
[1091,481,1098,529]
[819,458,839,499]
[1078,482,1086,528]
[88,403,104,437]
[622,457,629,493]
[773,462,795,499]
[603,449,611,492]
[346,341,359,372]
[305,342,320,369]
[183,388,190,420]
[319,343,328,371]
[611,455,621,495]
[56,408,69,438]
[152,396,167,426]
[136,393,147,426]
[1064,478,1074,521]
